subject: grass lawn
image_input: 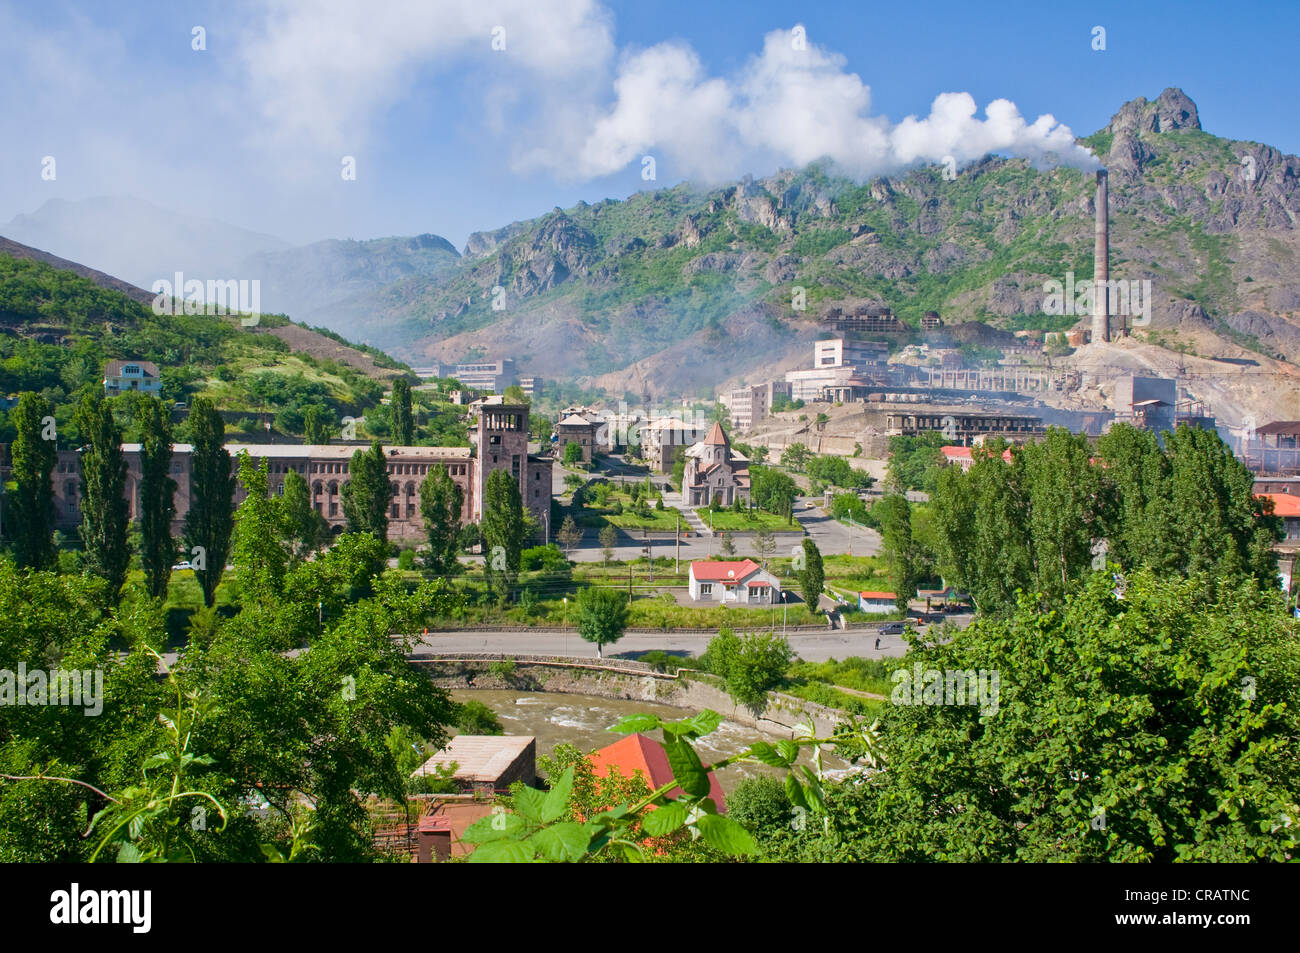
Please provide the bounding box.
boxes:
[695,508,798,532]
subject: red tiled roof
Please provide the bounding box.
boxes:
[702,421,730,447]
[589,734,726,812]
[1259,493,1300,518]
[860,591,897,600]
[747,581,771,588]
[691,559,760,581]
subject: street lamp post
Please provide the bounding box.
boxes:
[563,596,568,656]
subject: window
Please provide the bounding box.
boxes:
[391,504,400,518]
[699,583,712,595]
[407,503,416,517]
[329,502,338,516]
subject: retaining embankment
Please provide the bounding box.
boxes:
[411,653,851,740]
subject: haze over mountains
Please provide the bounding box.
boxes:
[4,88,1299,420]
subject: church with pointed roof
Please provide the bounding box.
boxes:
[681,421,751,508]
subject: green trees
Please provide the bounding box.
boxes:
[138,397,177,599]
[74,393,130,602]
[341,441,390,541]
[390,378,414,445]
[280,469,329,563]
[750,465,797,524]
[798,538,824,611]
[419,464,463,575]
[231,455,290,603]
[575,586,629,658]
[930,425,1282,615]
[563,442,583,466]
[705,628,792,710]
[837,571,1300,862]
[183,398,237,608]
[598,524,617,566]
[7,392,57,570]
[886,432,948,493]
[481,468,525,597]
[805,455,873,490]
[780,444,811,470]
[302,404,332,444]
[875,494,919,611]
[556,515,582,556]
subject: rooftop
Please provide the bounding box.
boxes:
[414,735,536,783]
[118,443,473,459]
[690,559,762,581]
[589,733,726,812]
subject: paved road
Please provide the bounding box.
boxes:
[791,497,882,558]
[409,626,933,662]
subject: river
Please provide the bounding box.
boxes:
[450,689,849,795]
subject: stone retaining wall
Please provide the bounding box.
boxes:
[413,654,849,739]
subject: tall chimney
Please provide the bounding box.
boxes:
[1092,169,1110,343]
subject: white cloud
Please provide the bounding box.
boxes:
[238,0,615,152]
[544,24,1100,182]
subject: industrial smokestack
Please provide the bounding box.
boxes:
[1092,169,1110,343]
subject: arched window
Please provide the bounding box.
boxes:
[404,481,416,496]
[327,480,339,495]
[312,481,323,496]
[390,482,400,497]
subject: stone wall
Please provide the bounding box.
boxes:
[414,655,848,739]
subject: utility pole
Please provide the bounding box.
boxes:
[675,514,679,574]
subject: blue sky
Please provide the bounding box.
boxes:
[1,0,1296,249]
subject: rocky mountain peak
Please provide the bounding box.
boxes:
[1107,87,1201,137]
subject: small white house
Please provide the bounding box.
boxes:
[858,591,897,614]
[688,559,780,605]
[103,359,162,395]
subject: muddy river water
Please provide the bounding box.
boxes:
[451,689,848,794]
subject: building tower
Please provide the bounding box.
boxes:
[473,400,530,522]
[1092,169,1110,344]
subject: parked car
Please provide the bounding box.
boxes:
[171,561,192,571]
[879,621,906,636]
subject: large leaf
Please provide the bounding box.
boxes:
[527,822,591,862]
[468,839,537,863]
[746,741,791,767]
[462,811,527,843]
[640,800,689,837]
[512,785,547,823]
[679,710,723,739]
[776,740,799,763]
[608,714,661,734]
[541,768,574,823]
[696,814,758,856]
[665,740,711,797]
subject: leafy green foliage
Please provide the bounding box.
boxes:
[74,393,130,603]
[138,397,178,599]
[182,398,236,607]
[341,441,390,541]
[705,628,793,710]
[575,586,629,658]
[419,463,463,576]
[799,538,825,611]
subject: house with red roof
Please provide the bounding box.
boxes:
[1258,493,1300,543]
[939,445,1014,472]
[589,733,727,813]
[688,558,781,604]
[858,591,898,614]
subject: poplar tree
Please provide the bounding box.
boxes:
[391,378,415,446]
[231,455,289,603]
[341,440,390,541]
[183,398,237,608]
[8,392,57,570]
[876,493,918,612]
[419,464,463,575]
[798,537,824,612]
[281,469,329,563]
[138,396,178,599]
[74,393,130,601]
[481,468,524,596]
